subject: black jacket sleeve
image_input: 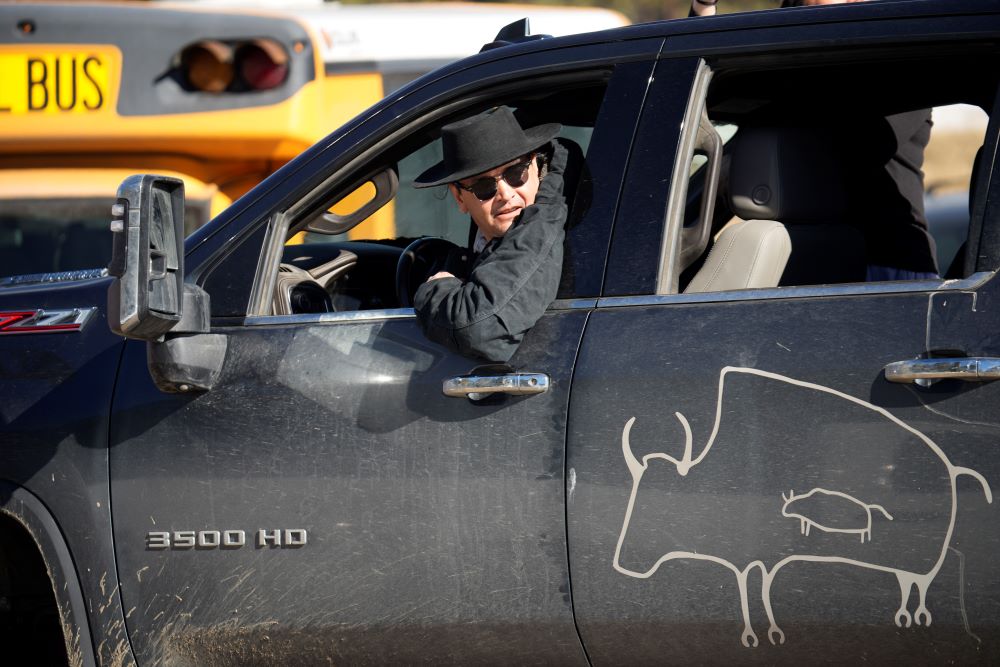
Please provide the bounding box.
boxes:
[413,140,569,362]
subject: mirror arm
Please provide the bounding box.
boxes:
[171,284,211,335]
[147,284,227,393]
[147,332,228,394]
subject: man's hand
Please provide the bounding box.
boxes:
[426,271,456,282]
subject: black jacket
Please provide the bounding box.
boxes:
[413,140,569,362]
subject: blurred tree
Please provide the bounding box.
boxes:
[336,0,778,23]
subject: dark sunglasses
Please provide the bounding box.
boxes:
[455,156,533,201]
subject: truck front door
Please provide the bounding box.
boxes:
[106,47,657,665]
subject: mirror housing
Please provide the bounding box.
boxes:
[107,175,225,393]
[108,175,186,340]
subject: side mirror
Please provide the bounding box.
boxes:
[107,175,185,340]
[107,175,226,393]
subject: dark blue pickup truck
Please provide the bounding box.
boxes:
[2,1,1000,664]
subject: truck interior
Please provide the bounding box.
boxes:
[678,44,998,294]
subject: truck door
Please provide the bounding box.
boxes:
[106,49,658,665]
[568,23,1000,666]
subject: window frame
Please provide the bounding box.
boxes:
[233,56,660,320]
[245,70,615,319]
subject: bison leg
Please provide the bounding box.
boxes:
[895,574,915,628]
[914,579,933,626]
[736,569,759,648]
[761,571,785,645]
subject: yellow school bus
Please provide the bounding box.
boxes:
[0,1,627,279]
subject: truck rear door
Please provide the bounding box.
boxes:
[568,11,1000,664]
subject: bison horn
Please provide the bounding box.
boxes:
[674,411,694,476]
[622,417,643,481]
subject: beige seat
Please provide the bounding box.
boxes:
[684,219,790,293]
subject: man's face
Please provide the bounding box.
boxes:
[449,154,540,242]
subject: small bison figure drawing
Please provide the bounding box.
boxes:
[613,367,993,648]
[781,488,893,543]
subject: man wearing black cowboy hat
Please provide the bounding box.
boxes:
[411,105,570,362]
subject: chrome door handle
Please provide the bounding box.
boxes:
[884,357,1000,383]
[443,372,550,399]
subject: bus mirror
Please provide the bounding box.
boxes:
[307,167,398,235]
[107,175,186,340]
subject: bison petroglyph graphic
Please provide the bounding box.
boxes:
[613,366,993,648]
[781,488,893,543]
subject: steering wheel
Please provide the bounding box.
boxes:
[395,237,459,308]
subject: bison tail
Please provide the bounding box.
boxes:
[953,467,993,504]
[870,504,894,521]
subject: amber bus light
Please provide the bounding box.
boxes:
[180,40,234,93]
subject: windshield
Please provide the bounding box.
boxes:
[0,198,209,280]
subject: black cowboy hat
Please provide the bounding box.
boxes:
[413,106,561,188]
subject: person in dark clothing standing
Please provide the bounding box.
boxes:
[411,106,569,362]
[849,108,938,280]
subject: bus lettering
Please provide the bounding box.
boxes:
[23,55,105,112]
[81,56,104,110]
[54,56,77,111]
[26,58,47,111]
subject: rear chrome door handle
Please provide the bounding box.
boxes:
[884,357,1000,383]
[443,372,549,399]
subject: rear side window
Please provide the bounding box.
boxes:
[670,46,999,295]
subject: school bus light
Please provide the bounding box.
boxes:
[177,38,288,93]
[236,40,288,91]
[180,40,233,93]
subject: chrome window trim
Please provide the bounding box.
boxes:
[238,274,995,324]
[596,272,994,308]
[0,268,108,287]
[245,308,415,327]
[245,301,601,326]
[550,298,598,310]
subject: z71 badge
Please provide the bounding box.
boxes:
[0,308,95,334]
[146,529,307,550]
